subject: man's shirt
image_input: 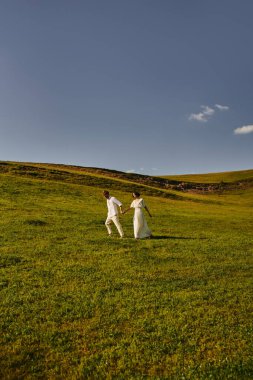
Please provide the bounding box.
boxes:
[107,196,122,217]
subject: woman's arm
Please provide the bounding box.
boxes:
[144,206,152,217]
[122,207,131,214]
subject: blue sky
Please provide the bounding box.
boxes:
[1,0,252,175]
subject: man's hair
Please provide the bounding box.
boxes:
[103,190,109,195]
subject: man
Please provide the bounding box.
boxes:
[103,190,124,238]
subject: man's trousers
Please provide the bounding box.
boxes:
[105,215,124,237]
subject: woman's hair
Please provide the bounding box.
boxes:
[133,191,140,197]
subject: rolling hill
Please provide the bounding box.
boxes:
[161,168,253,184]
[1,161,253,196]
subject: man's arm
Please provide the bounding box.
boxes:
[112,197,123,213]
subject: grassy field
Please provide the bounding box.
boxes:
[0,162,253,379]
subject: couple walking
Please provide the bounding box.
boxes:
[103,190,152,239]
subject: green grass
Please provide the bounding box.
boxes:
[0,163,253,379]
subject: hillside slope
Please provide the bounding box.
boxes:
[1,161,253,196]
[0,161,184,200]
[162,169,253,184]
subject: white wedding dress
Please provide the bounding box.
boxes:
[131,198,152,239]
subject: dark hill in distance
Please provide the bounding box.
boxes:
[1,161,253,196]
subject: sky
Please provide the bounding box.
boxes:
[0,0,253,175]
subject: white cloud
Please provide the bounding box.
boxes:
[234,125,253,135]
[189,112,208,122]
[189,104,230,123]
[201,105,215,116]
[126,169,136,173]
[215,104,229,111]
[189,105,215,122]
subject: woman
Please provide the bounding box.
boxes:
[123,192,152,239]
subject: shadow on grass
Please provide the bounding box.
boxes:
[152,235,208,240]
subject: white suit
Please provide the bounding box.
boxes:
[105,196,124,237]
